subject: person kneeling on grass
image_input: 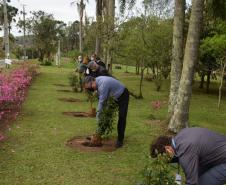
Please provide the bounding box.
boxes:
[150,127,226,185]
[83,76,129,148]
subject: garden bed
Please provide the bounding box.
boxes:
[53,83,69,87]
[63,111,96,117]
[0,62,39,142]
[66,136,117,152]
[57,89,72,93]
[58,97,82,103]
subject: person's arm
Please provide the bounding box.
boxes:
[179,152,199,185]
[96,83,109,119]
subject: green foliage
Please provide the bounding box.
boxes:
[85,90,97,109]
[115,16,172,75]
[119,0,136,14]
[147,114,156,120]
[0,38,4,58]
[97,97,118,137]
[201,34,226,60]
[136,154,177,185]
[0,63,226,185]
[40,59,52,66]
[199,19,226,80]
[64,21,80,51]
[0,3,18,27]
[30,11,66,61]
[154,77,163,92]
[68,72,79,92]
[63,50,80,59]
[205,0,226,20]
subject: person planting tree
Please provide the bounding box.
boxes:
[83,76,129,148]
[86,61,109,77]
[150,127,226,185]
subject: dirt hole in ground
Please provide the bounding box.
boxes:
[63,111,96,118]
[58,98,82,103]
[57,89,72,93]
[53,83,69,87]
[66,136,117,152]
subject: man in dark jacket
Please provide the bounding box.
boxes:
[151,127,226,185]
[91,54,106,68]
[86,61,109,77]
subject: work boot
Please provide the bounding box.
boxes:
[115,140,123,148]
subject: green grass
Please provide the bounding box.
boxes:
[0,60,226,185]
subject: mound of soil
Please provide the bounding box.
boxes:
[57,89,72,93]
[53,84,68,87]
[63,111,96,117]
[66,136,117,152]
[58,98,82,103]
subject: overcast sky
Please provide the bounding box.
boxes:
[1,0,143,36]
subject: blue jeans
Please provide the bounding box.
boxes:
[199,163,226,185]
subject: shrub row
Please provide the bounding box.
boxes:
[0,63,39,122]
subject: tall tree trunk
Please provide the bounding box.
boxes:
[125,62,128,73]
[151,65,156,76]
[106,0,115,74]
[218,60,226,109]
[95,0,102,56]
[168,0,185,117]
[199,73,205,88]
[169,0,204,132]
[78,0,85,54]
[3,0,10,60]
[206,69,211,93]
[103,0,108,69]
[136,61,140,75]
[139,67,145,99]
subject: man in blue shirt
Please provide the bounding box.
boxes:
[150,127,226,185]
[83,76,129,148]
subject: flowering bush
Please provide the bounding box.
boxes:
[151,100,162,109]
[0,63,38,121]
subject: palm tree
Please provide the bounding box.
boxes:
[71,0,88,54]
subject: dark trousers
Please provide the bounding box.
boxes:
[199,163,226,185]
[117,88,129,143]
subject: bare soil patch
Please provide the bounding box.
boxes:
[145,119,162,126]
[53,83,69,87]
[58,98,82,103]
[57,89,72,93]
[66,136,117,152]
[63,111,96,118]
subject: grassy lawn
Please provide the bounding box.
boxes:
[0,60,226,185]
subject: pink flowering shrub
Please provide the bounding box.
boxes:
[151,100,168,110]
[0,63,38,121]
[151,100,162,109]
